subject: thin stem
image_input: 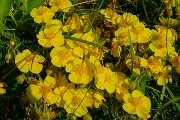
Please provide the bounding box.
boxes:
[165,85,180,111]
[142,0,149,21]
[64,34,110,51]
[160,85,166,101]
[128,29,134,75]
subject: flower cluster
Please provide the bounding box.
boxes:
[11,0,180,119]
[100,9,179,86]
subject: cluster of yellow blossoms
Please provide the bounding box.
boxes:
[7,0,179,119]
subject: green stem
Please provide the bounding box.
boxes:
[64,34,110,52]
[160,85,166,101]
[128,29,134,75]
[153,96,180,119]
[90,0,104,25]
[142,0,149,21]
[8,11,18,27]
[157,96,180,112]
[37,74,43,81]
[165,85,180,111]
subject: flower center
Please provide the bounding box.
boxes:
[131,97,142,106]
[25,54,35,62]
[40,85,51,94]
[72,96,82,105]
[37,8,46,15]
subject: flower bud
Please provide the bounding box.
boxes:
[5,53,11,63]
[16,74,26,84]
[9,40,15,46]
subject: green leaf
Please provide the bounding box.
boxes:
[0,0,12,29]
[26,0,45,14]
[64,34,110,52]
[140,76,152,81]
[140,80,146,94]
[15,0,21,8]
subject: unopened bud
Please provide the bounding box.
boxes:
[46,69,54,76]
[16,74,26,84]
[9,40,15,46]
[5,53,11,63]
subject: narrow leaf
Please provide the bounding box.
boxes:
[64,34,110,52]
[0,0,12,29]
[26,0,45,14]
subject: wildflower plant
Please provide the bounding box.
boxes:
[0,0,180,119]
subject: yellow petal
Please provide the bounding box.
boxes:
[34,55,45,63]
[51,55,61,67]
[17,61,31,73]
[136,106,149,119]
[0,88,6,94]
[26,84,42,103]
[63,89,76,101]
[132,90,143,98]
[123,103,136,114]
[105,83,116,93]
[69,73,81,84]
[43,91,59,105]
[73,47,84,58]
[30,62,43,74]
[74,105,88,117]
[44,76,56,87]
[123,92,131,103]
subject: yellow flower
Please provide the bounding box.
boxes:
[169,52,179,67]
[131,22,152,43]
[118,12,139,28]
[149,26,177,58]
[63,89,93,117]
[92,91,105,108]
[93,59,105,81]
[30,6,54,23]
[153,66,172,85]
[95,67,118,93]
[100,9,121,25]
[66,58,93,84]
[37,28,64,48]
[50,45,75,67]
[88,47,106,60]
[123,90,151,120]
[149,40,175,58]
[67,30,95,58]
[169,52,180,73]
[15,49,45,74]
[116,72,130,102]
[80,14,93,32]
[111,39,122,57]
[53,75,75,107]
[147,56,164,74]
[49,0,72,13]
[151,25,177,45]
[114,27,134,46]
[26,76,59,105]
[45,19,63,32]
[63,14,82,33]
[0,82,7,95]
[126,56,148,76]
[159,17,179,27]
